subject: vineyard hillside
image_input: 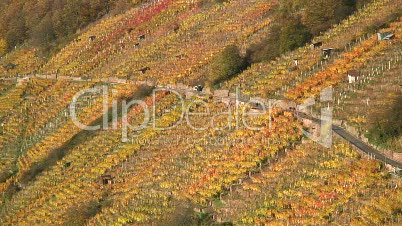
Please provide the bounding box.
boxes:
[0,0,401,225]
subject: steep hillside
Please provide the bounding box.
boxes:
[0,0,401,225]
[2,0,374,81]
[0,0,139,54]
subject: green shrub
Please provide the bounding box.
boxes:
[208,45,247,87]
[246,16,311,64]
[367,94,402,147]
[246,24,281,64]
[279,16,312,53]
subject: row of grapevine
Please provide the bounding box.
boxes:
[0,49,45,77]
[0,80,94,183]
[0,80,16,95]
[41,0,182,77]
[213,140,402,225]
[86,101,301,224]
[0,91,180,224]
[38,0,275,86]
[285,17,402,102]
[224,0,402,98]
[0,83,135,194]
[0,78,56,153]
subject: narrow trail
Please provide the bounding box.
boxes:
[4,75,400,171]
[297,111,402,169]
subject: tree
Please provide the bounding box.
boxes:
[367,94,402,146]
[4,4,28,50]
[0,38,6,56]
[208,45,247,87]
[303,0,355,35]
[0,0,133,56]
[31,13,55,48]
[279,16,311,53]
[246,23,281,63]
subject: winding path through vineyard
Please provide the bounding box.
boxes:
[297,112,402,169]
[5,74,401,170]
